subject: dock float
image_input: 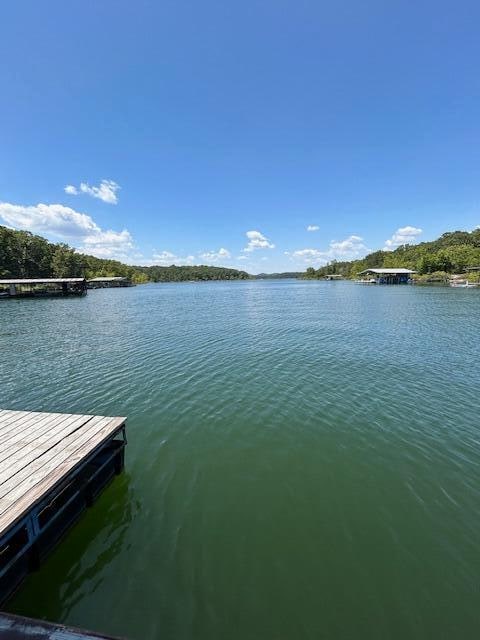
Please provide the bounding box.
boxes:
[0,409,127,606]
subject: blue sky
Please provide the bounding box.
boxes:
[1,0,479,273]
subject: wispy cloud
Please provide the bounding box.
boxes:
[307,225,319,232]
[0,201,133,260]
[80,229,134,259]
[285,248,324,260]
[146,248,234,267]
[64,179,120,204]
[150,251,196,266]
[329,235,367,257]
[285,235,368,265]
[199,248,231,262]
[383,226,422,250]
[243,230,275,252]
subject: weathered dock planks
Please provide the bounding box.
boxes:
[0,410,127,606]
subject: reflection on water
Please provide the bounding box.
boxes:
[9,473,139,629]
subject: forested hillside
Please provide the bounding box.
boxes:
[136,265,249,281]
[255,272,303,279]
[0,226,249,282]
[304,230,480,279]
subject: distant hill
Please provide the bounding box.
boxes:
[254,272,303,279]
[135,264,250,282]
[0,226,249,282]
[304,229,480,279]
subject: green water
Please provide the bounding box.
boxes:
[1,280,480,639]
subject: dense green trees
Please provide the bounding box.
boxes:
[304,230,480,279]
[0,226,250,282]
[0,227,52,277]
[0,226,149,282]
[255,271,303,279]
[51,244,84,277]
[137,265,249,282]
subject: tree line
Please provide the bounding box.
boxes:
[304,230,480,280]
[6,224,478,284]
[0,226,250,282]
[136,265,250,281]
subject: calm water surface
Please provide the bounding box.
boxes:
[1,280,479,639]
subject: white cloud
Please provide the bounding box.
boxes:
[383,226,422,251]
[137,247,242,268]
[198,247,231,263]
[329,235,367,257]
[286,248,324,260]
[80,229,134,259]
[285,235,368,265]
[142,247,245,268]
[307,225,319,232]
[243,230,275,252]
[0,202,99,237]
[64,179,120,204]
[150,251,196,266]
[0,201,134,261]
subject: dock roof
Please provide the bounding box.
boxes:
[0,278,85,285]
[358,268,415,275]
[88,276,129,282]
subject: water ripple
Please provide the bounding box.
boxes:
[2,281,480,640]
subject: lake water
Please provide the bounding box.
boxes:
[1,280,480,639]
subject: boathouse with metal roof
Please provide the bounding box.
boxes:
[357,268,415,284]
[0,278,87,298]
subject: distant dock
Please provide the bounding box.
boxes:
[0,409,127,606]
[324,274,343,281]
[87,277,133,289]
[0,278,87,298]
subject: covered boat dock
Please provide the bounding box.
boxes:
[357,268,415,284]
[324,274,344,281]
[0,278,87,298]
[87,276,133,289]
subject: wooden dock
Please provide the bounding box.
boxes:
[0,410,127,606]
